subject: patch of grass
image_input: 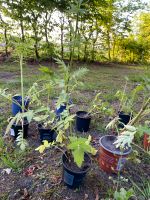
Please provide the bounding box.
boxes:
[129,72,150,83]
[0,193,9,200]
[0,136,31,172]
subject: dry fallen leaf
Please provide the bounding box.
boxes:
[2,168,12,174]
[95,188,99,200]
[23,188,30,199]
[84,193,88,200]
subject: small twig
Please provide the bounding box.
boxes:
[132,142,149,154]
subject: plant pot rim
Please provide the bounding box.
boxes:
[118,111,132,116]
[99,135,132,156]
[76,111,91,119]
[12,121,29,126]
[144,132,150,136]
[37,123,54,131]
[12,95,30,100]
[62,151,91,174]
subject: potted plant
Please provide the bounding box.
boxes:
[39,59,89,117]
[115,82,144,128]
[137,123,150,151]
[0,42,31,150]
[76,93,113,132]
[61,135,97,188]
[36,107,97,188]
[33,108,57,143]
[143,132,150,151]
[12,95,30,116]
[98,97,150,174]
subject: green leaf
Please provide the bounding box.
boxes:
[5,116,17,135]
[68,136,97,167]
[72,147,84,168]
[39,66,54,76]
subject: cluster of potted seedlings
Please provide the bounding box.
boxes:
[0,57,150,189]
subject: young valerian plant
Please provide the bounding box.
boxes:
[80,92,114,118]
[107,97,150,150]
[115,78,144,114]
[1,42,32,150]
[36,106,97,168]
[39,58,89,112]
[0,41,46,150]
[113,187,135,200]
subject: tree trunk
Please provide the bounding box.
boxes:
[77,46,80,61]
[84,43,87,61]
[45,26,49,43]
[60,16,64,60]
[4,28,8,57]
[45,12,50,44]
[107,30,111,61]
[112,39,116,60]
[69,20,72,63]
[20,20,25,42]
[70,12,79,67]
[34,42,40,59]
[92,42,95,61]
[34,30,40,59]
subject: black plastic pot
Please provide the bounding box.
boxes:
[62,152,91,189]
[38,124,56,143]
[118,111,132,128]
[11,122,29,139]
[76,111,91,132]
[12,95,30,116]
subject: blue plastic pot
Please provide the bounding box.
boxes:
[55,104,66,117]
[12,96,30,116]
[55,99,73,118]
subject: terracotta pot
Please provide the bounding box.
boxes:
[98,135,132,173]
[143,133,150,150]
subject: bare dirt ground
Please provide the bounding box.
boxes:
[0,62,149,200]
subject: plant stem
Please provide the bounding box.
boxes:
[129,97,150,126]
[20,53,24,113]
[132,142,149,154]
[20,53,24,136]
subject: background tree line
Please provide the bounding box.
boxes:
[0,0,150,64]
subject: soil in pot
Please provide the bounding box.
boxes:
[118,111,132,128]
[38,124,56,143]
[98,135,132,174]
[11,121,29,139]
[76,111,91,132]
[143,133,150,150]
[62,152,91,189]
[12,95,30,116]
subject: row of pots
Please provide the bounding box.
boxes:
[10,96,150,189]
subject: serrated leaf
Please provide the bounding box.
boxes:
[124,125,136,132]
[35,145,46,153]
[5,117,17,135]
[56,131,63,143]
[72,148,84,168]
